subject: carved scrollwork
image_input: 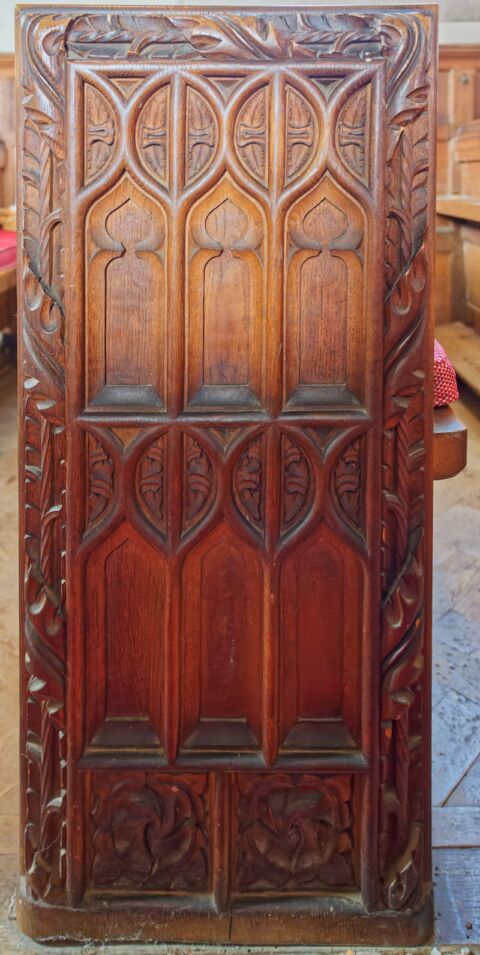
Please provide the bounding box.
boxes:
[233,435,265,536]
[136,85,169,187]
[186,87,217,185]
[332,437,364,537]
[66,12,406,62]
[235,774,355,891]
[337,84,371,185]
[281,434,312,535]
[84,82,116,185]
[90,773,209,890]
[87,435,114,529]
[285,85,317,185]
[136,434,166,535]
[183,434,215,535]
[234,86,268,187]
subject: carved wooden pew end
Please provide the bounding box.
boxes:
[17,4,438,946]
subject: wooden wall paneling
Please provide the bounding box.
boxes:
[436,46,480,195]
[16,6,437,946]
[435,216,455,325]
[0,54,16,211]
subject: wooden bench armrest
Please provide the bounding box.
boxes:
[433,406,468,480]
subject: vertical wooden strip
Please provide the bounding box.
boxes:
[262,426,280,765]
[66,63,87,908]
[169,69,184,418]
[359,64,386,913]
[267,69,285,420]
[164,426,181,764]
[422,9,439,890]
[212,772,231,914]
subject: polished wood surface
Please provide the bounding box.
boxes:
[17,5,437,946]
[3,369,480,951]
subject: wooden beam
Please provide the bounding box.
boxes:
[437,196,480,224]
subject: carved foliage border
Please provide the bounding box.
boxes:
[380,9,434,913]
[19,7,435,909]
[19,12,71,903]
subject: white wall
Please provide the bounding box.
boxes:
[2,0,480,54]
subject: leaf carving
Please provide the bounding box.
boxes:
[233,436,265,536]
[136,435,166,535]
[87,436,114,528]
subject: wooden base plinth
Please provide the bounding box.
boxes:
[17,883,434,948]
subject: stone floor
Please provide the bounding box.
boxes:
[0,365,479,954]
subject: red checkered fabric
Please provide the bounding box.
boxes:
[434,339,459,407]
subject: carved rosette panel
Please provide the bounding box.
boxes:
[232,435,265,537]
[182,434,215,535]
[135,434,166,534]
[84,83,116,185]
[136,85,170,187]
[90,773,209,891]
[87,434,115,530]
[186,87,218,185]
[235,774,355,891]
[337,85,371,185]
[234,86,269,187]
[332,437,364,537]
[281,434,313,535]
[285,85,317,185]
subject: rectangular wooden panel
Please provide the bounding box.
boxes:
[17,5,437,947]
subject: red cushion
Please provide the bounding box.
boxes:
[0,229,16,271]
[434,339,459,407]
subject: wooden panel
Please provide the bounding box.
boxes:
[233,773,357,893]
[284,175,365,408]
[17,6,437,947]
[180,523,263,753]
[85,523,166,754]
[280,524,362,751]
[185,175,265,411]
[86,175,167,410]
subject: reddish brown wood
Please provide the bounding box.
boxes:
[16,5,437,945]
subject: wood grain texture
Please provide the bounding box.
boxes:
[16,4,437,945]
